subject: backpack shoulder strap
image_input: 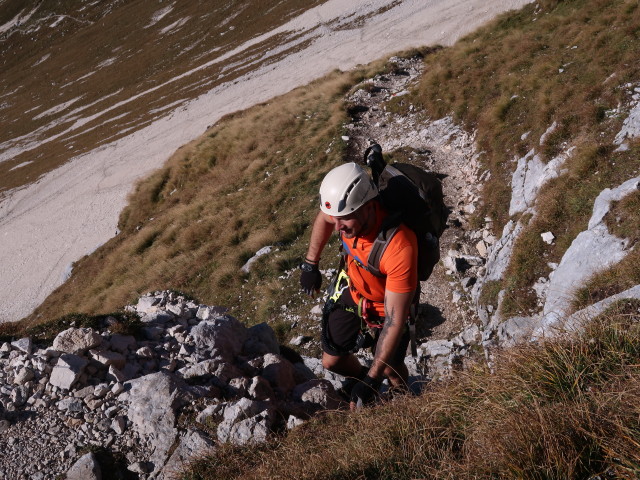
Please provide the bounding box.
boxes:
[366,223,400,278]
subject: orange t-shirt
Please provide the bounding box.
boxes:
[341,205,418,317]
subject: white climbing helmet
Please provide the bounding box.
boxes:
[319,162,378,217]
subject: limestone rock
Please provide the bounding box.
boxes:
[108,334,136,354]
[124,371,192,471]
[53,328,102,355]
[542,177,639,325]
[243,322,280,356]
[49,354,88,390]
[90,349,126,369]
[11,337,32,355]
[292,379,340,412]
[162,429,215,478]
[191,316,248,362]
[66,452,101,480]
[261,353,296,394]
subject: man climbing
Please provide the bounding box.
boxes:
[300,162,418,409]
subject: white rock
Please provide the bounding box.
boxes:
[90,349,126,369]
[136,295,160,314]
[542,177,639,322]
[53,328,102,355]
[66,452,101,480]
[13,367,34,385]
[49,354,88,390]
[475,240,487,257]
[162,429,214,476]
[418,340,453,358]
[261,353,296,393]
[11,338,32,354]
[541,231,555,244]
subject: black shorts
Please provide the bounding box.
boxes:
[321,290,409,367]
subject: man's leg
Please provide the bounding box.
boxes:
[322,351,364,378]
[321,292,365,378]
[384,362,408,388]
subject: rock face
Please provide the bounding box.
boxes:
[0,291,345,479]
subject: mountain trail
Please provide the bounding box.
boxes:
[343,54,483,347]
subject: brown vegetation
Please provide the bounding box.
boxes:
[185,300,640,479]
[410,0,640,316]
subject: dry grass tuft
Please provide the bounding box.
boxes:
[184,302,640,479]
[407,0,640,316]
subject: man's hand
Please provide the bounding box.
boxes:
[300,261,322,295]
[349,375,381,410]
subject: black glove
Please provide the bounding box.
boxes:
[300,260,321,295]
[350,375,382,408]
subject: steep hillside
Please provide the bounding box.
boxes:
[0,0,533,324]
[0,0,639,478]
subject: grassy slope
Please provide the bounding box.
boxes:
[0,0,325,195]
[2,0,639,477]
[14,64,391,345]
[411,0,640,316]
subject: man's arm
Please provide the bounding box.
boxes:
[367,290,414,380]
[300,212,335,296]
[305,211,335,263]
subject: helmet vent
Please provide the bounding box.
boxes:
[339,178,361,212]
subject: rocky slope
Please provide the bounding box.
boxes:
[0,50,639,480]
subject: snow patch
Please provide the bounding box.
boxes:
[9,161,34,171]
[160,17,190,35]
[146,5,175,28]
[33,96,84,120]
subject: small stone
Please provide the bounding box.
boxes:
[111,382,125,395]
[452,291,463,304]
[14,367,35,385]
[289,335,310,346]
[541,231,555,244]
[475,240,487,257]
[111,416,126,435]
[11,338,32,355]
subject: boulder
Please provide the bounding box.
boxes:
[243,322,280,357]
[227,410,276,446]
[108,334,136,354]
[190,316,248,362]
[124,372,192,472]
[261,353,296,394]
[136,295,160,314]
[66,452,101,480]
[497,316,538,347]
[292,379,340,412]
[53,328,102,355]
[49,354,88,390]
[162,429,215,478]
[247,376,274,401]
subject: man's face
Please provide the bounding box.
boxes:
[332,203,373,239]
